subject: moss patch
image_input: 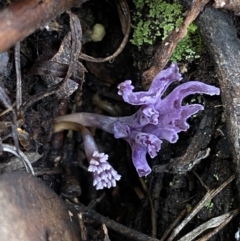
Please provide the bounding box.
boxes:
[130,0,203,61]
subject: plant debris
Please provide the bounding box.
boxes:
[0,0,240,240]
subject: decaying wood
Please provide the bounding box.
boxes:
[192,5,240,198]
[0,0,86,52]
[171,100,220,174]
[213,0,240,15]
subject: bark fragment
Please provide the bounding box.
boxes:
[0,0,86,52]
[190,5,240,196]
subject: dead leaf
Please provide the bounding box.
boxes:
[30,24,86,98]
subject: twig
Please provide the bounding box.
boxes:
[0,103,16,117]
[194,211,238,241]
[160,208,187,241]
[62,11,82,86]
[79,0,131,63]
[179,208,240,241]
[193,170,210,192]
[142,0,210,87]
[34,167,63,176]
[73,203,160,241]
[78,213,87,241]
[102,224,111,241]
[0,151,42,173]
[2,143,35,175]
[0,0,86,52]
[19,11,82,111]
[139,177,157,238]
[87,193,105,209]
[15,41,22,111]
[0,86,20,153]
[20,86,58,112]
[166,175,235,241]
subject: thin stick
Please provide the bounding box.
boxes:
[160,208,187,241]
[15,41,22,111]
[0,86,20,153]
[63,11,82,85]
[166,175,235,241]
[73,203,161,241]
[139,177,157,238]
[2,143,35,175]
[179,208,240,241]
[195,218,232,241]
[78,213,87,241]
[20,87,57,112]
[79,0,131,63]
[142,0,210,86]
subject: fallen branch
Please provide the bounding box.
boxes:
[192,2,240,199]
[0,0,86,52]
[142,0,210,87]
[72,202,160,241]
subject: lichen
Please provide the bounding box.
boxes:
[130,0,203,61]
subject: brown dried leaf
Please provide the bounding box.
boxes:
[17,128,31,150]
[30,61,85,83]
[30,26,86,98]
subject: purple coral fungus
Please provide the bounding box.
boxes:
[54,122,121,190]
[82,127,121,189]
[55,63,220,188]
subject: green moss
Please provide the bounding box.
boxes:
[130,0,202,62]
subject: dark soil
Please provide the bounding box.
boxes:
[0,0,239,240]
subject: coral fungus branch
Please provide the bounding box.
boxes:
[55,63,220,188]
[54,121,121,190]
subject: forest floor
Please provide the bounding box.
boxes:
[0,0,240,240]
